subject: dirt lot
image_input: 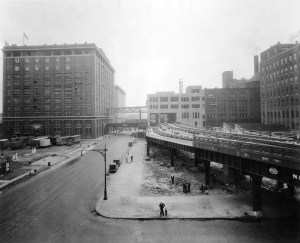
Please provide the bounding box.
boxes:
[141,145,255,197]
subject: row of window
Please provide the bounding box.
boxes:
[6,97,87,104]
[262,52,299,72]
[149,96,203,102]
[12,56,86,64]
[6,49,93,57]
[262,65,298,80]
[149,104,201,109]
[263,110,299,119]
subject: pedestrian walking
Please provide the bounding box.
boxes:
[131,155,133,162]
[183,182,187,193]
[171,175,175,185]
[200,184,204,194]
[164,208,168,216]
[187,181,191,193]
[159,202,165,217]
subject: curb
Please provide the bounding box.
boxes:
[94,209,272,222]
[94,208,299,222]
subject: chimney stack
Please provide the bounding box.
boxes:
[254,55,259,74]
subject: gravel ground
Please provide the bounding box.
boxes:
[140,145,283,197]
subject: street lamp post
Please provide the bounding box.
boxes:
[81,145,108,200]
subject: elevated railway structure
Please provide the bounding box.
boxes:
[146,125,300,212]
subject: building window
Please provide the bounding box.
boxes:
[171,104,179,109]
[191,97,200,101]
[170,97,179,102]
[160,97,168,102]
[160,104,168,109]
[181,97,189,102]
[181,104,189,108]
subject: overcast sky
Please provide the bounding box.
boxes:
[0,0,300,111]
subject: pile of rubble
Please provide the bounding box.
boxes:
[141,146,252,197]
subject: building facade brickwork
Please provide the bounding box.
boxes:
[260,42,300,130]
[205,83,261,127]
[2,43,114,138]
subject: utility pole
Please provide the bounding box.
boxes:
[81,145,108,200]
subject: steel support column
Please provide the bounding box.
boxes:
[204,160,210,186]
[194,149,201,168]
[252,174,262,212]
[288,184,295,196]
[147,142,150,156]
[170,149,175,167]
[234,169,240,185]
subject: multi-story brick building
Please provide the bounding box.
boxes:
[205,68,261,127]
[2,43,114,138]
[147,86,205,127]
[260,42,300,130]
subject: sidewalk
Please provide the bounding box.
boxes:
[95,139,299,220]
[0,140,100,191]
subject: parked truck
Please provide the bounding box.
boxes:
[67,135,81,145]
[0,139,9,149]
[49,135,61,145]
[39,138,51,148]
[56,136,70,146]
[9,141,25,150]
[31,137,49,148]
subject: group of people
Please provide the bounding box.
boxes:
[126,153,133,163]
[182,181,191,193]
[159,202,167,217]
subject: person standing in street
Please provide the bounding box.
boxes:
[159,202,165,217]
[183,182,187,193]
[187,181,191,193]
[131,155,133,162]
[171,175,175,185]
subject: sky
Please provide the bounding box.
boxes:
[0,0,300,111]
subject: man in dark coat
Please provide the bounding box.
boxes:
[171,175,175,185]
[183,183,187,193]
[159,202,165,216]
[187,182,191,193]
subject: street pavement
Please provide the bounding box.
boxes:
[0,141,99,191]
[96,139,299,219]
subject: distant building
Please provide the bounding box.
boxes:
[147,86,205,127]
[113,85,126,122]
[113,85,126,108]
[2,43,114,138]
[260,42,300,130]
[205,61,261,127]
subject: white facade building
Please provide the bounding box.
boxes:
[113,85,126,122]
[146,86,205,127]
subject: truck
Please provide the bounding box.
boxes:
[67,135,81,145]
[49,135,61,145]
[17,136,31,146]
[9,141,25,150]
[109,163,118,173]
[31,137,49,148]
[0,139,9,149]
[56,136,70,146]
[39,138,51,148]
